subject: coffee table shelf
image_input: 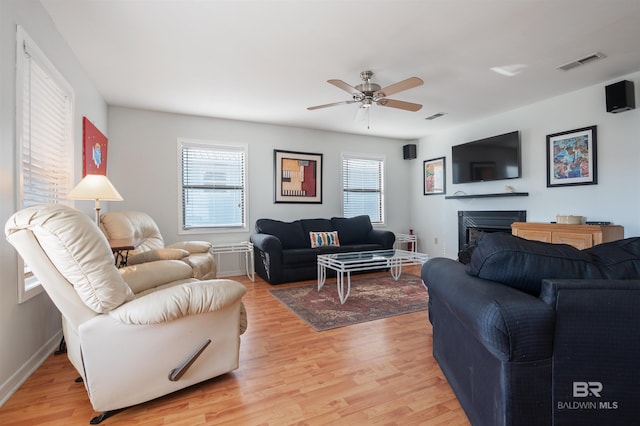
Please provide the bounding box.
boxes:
[317,249,428,304]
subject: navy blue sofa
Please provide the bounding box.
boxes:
[250,215,395,284]
[421,232,640,426]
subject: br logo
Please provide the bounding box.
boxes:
[573,382,603,397]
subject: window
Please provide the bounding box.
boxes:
[179,139,247,231]
[342,154,385,224]
[15,26,75,302]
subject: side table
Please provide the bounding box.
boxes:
[109,238,144,268]
[210,241,255,281]
[394,232,417,252]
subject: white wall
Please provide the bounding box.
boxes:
[411,72,640,259]
[0,0,108,405]
[107,107,416,253]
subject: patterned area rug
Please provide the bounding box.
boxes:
[268,274,428,331]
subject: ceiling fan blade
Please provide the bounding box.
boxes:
[375,77,423,98]
[328,79,362,96]
[376,98,423,112]
[307,100,356,110]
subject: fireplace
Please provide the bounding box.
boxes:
[458,210,526,255]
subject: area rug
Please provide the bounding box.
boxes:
[268,274,428,331]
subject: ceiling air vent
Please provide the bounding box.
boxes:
[425,112,447,120]
[556,52,606,71]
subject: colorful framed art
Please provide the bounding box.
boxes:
[546,125,597,187]
[274,149,323,203]
[82,117,108,176]
[424,156,446,195]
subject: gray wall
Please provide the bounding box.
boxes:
[0,0,107,404]
[411,72,640,259]
[106,107,416,249]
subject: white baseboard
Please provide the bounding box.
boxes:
[0,330,63,407]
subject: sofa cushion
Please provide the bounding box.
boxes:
[467,232,603,296]
[584,237,640,279]
[331,215,373,245]
[255,218,307,249]
[309,231,340,248]
[301,218,334,236]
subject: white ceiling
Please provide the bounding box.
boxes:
[41,0,640,140]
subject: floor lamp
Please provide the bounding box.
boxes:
[67,174,123,224]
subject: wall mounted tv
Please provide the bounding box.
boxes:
[452,130,521,184]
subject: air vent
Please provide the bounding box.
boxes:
[425,112,447,120]
[556,52,606,71]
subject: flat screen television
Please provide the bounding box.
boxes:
[452,131,521,184]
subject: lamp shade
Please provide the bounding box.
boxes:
[67,174,123,201]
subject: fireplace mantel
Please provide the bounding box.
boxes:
[446,192,528,199]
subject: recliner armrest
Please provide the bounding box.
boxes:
[127,248,189,265]
[108,279,247,325]
[166,241,212,254]
[119,259,195,294]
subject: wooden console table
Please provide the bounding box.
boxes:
[511,222,624,249]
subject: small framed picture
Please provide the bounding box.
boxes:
[546,126,597,187]
[82,117,108,176]
[274,149,322,203]
[424,156,446,195]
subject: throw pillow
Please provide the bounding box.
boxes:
[310,231,340,248]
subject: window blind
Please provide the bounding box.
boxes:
[16,26,74,302]
[180,141,246,229]
[21,48,73,206]
[342,156,384,223]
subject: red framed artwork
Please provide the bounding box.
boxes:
[83,117,108,176]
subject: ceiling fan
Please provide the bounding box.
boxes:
[307,70,424,113]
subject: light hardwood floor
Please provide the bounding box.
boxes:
[0,266,469,425]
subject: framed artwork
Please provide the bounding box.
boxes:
[546,125,597,187]
[82,117,108,176]
[274,149,323,203]
[424,156,446,195]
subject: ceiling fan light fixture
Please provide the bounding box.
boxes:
[308,70,424,113]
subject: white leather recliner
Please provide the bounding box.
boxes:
[100,210,216,280]
[5,204,247,424]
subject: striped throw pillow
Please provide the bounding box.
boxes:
[309,231,340,248]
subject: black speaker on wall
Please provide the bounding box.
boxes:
[403,144,417,160]
[605,80,635,113]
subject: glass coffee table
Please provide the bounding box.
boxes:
[317,249,429,304]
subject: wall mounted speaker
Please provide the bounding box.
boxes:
[403,144,417,160]
[605,80,635,113]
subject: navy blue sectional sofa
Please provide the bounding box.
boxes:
[422,232,640,426]
[250,215,395,284]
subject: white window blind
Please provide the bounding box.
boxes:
[179,140,246,230]
[15,26,74,302]
[342,155,385,224]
